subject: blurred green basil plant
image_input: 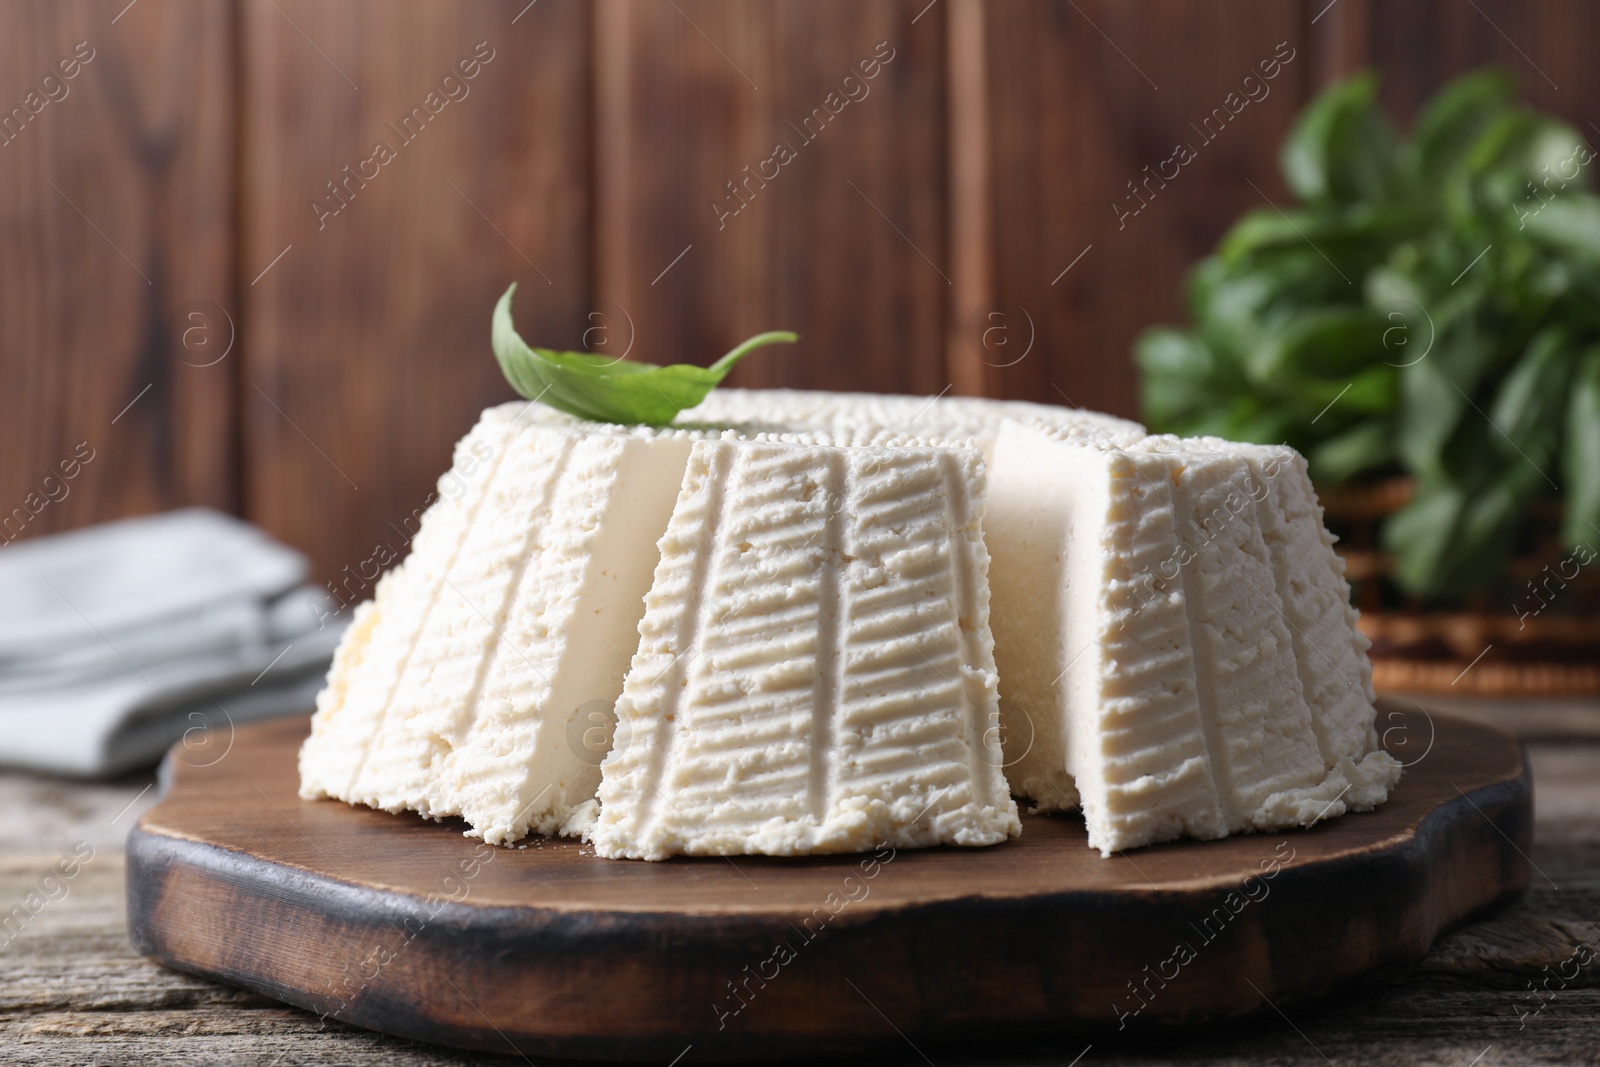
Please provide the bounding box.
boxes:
[1137,69,1600,603]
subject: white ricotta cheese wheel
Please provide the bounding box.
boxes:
[301,386,1398,859]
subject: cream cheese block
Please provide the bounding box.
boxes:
[589,436,1018,859]
[986,421,1400,855]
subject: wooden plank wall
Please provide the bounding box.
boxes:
[593,0,949,395]
[239,0,592,587]
[955,0,1310,416]
[0,0,235,541]
[3,0,1599,581]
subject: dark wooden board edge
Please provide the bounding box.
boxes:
[126,728,1532,1062]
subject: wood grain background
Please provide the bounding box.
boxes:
[2,0,1596,582]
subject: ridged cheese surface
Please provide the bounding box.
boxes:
[300,410,695,842]
[987,424,1399,855]
[300,410,520,809]
[589,437,1019,859]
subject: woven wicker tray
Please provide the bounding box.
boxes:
[1321,478,1600,696]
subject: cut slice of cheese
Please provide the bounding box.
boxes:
[988,423,1227,851]
[985,423,1399,855]
[300,411,696,842]
[589,436,1019,859]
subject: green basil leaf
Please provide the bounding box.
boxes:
[1393,316,1497,478]
[1195,255,1345,359]
[1412,68,1515,183]
[1246,307,1387,385]
[1308,421,1395,486]
[1218,396,1303,449]
[1364,263,1427,311]
[1280,71,1402,206]
[1435,419,1503,498]
[1341,363,1400,414]
[1383,481,1467,598]
[1194,267,1287,357]
[1488,327,1573,476]
[1397,356,1466,477]
[1220,204,1427,267]
[1385,477,1521,600]
[492,284,796,426]
[1522,192,1600,261]
[1218,207,1319,264]
[1562,348,1600,548]
[1454,110,1587,221]
[1185,256,1229,323]
[1135,327,1223,432]
[1446,483,1522,597]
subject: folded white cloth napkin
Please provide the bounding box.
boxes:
[0,509,347,777]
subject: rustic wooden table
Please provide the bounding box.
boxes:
[4,696,1597,1066]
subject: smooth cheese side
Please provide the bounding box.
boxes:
[983,414,1175,814]
[989,423,1228,850]
[984,422,1080,811]
[589,436,1020,860]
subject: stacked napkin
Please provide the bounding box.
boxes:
[0,509,347,777]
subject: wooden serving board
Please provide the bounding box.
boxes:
[127,710,1530,1062]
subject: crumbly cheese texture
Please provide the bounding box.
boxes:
[986,423,1400,855]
